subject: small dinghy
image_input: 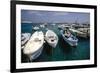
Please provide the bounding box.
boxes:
[21,33,31,49]
[23,31,44,61]
[60,29,78,46]
[45,30,58,48]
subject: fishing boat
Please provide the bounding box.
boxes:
[77,28,90,37]
[23,31,44,61]
[21,33,31,49]
[45,30,58,48]
[77,28,90,33]
[60,29,78,46]
[69,28,88,38]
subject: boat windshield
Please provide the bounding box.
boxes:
[64,30,71,38]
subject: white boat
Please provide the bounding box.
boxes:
[58,25,63,30]
[77,28,90,33]
[45,30,58,48]
[51,23,56,26]
[33,26,39,30]
[69,28,88,38]
[23,31,44,61]
[77,28,90,37]
[40,24,45,28]
[58,24,70,30]
[60,29,78,46]
[21,33,31,49]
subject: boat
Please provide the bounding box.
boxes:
[60,29,78,46]
[58,24,70,30]
[77,28,90,33]
[23,31,44,61]
[40,24,45,28]
[51,23,56,26]
[45,30,58,48]
[77,28,90,37]
[21,33,31,49]
[69,28,88,38]
[33,26,39,30]
[58,25,63,30]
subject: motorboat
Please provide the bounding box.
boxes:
[58,25,63,30]
[21,33,31,49]
[69,28,88,38]
[77,28,90,33]
[58,24,70,30]
[45,30,58,48]
[77,28,90,37]
[33,26,39,30]
[60,29,78,46]
[23,31,44,61]
[51,23,56,26]
[40,24,45,28]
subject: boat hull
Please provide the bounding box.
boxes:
[29,46,43,61]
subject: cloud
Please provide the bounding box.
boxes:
[53,12,69,16]
[28,11,43,16]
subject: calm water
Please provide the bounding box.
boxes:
[21,23,90,63]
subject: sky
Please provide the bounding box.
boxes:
[21,10,90,24]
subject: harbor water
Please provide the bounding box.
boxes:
[21,23,90,63]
